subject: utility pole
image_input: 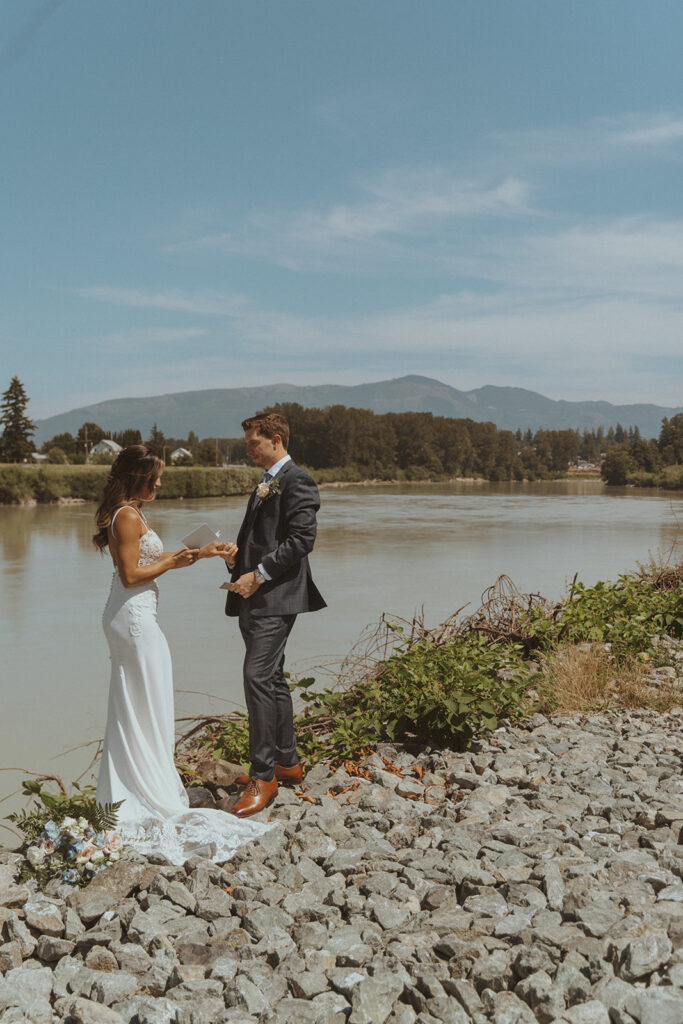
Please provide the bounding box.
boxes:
[84,424,89,463]
[215,438,219,467]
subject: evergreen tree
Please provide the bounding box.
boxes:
[146,423,167,458]
[112,428,142,448]
[0,377,35,462]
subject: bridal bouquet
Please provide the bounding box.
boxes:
[26,817,123,886]
[7,779,124,890]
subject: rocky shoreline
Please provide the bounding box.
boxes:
[1,707,682,1024]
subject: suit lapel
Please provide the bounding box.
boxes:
[247,460,293,529]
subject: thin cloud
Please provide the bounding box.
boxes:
[165,168,534,268]
[92,327,208,351]
[493,110,683,170]
[75,286,248,317]
[611,114,683,146]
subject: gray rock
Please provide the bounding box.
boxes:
[624,987,683,1024]
[85,944,119,971]
[0,940,23,971]
[485,990,537,1024]
[289,970,330,998]
[224,974,271,1015]
[110,939,153,974]
[348,973,405,1024]
[4,913,37,957]
[470,950,512,994]
[560,999,611,1024]
[22,897,65,936]
[514,970,565,1023]
[0,863,30,909]
[425,995,472,1023]
[63,997,127,1024]
[35,933,75,962]
[166,880,197,913]
[592,974,636,1015]
[618,930,673,980]
[64,905,87,940]
[90,969,139,1005]
[131,996,181,1024]
[327,967,367,999]
[554,963,593,1005]
[195,887,234,921]
[446,978,485,1015]
[68,860,158,923]
[0,964,54,1008]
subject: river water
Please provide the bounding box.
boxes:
[1,480,680,830]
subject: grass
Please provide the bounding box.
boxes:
[534,643,680,715]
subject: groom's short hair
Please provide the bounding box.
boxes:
[242,412,290,449]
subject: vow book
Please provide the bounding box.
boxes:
[181,523,220,549]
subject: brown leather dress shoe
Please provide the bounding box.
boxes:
[236,762,304,787]
[230,777,278,817]
[274,761,304,785]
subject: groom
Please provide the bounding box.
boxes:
[224,411,326,817]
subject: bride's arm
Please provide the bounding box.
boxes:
[112,508,197,588]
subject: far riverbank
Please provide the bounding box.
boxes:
[4,463,682,505]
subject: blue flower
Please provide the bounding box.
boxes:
[62,868,78,884]
[44,820,60,841]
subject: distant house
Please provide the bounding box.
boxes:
[91,439,123,456]
[170,447,193,462]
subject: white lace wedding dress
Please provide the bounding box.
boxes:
[96,508,270,864]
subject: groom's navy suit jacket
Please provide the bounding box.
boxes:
[225,459,326,618]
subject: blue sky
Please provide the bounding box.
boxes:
[2,0,683,419]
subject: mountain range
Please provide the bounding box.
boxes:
[34,376,682,443]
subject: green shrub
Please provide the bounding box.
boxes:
[0,465,259,503]
[521,573,683,657]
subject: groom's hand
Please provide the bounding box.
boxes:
[229,571,260,598]
[218,542,238,568]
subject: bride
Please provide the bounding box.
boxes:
[93,444,270,864]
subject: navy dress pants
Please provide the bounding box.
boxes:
[238,610,298,780]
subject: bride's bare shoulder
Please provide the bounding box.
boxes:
[110,506,145,538]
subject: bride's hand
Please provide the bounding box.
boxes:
[170,547,198,568]
[218,542,238,565]
[196,540,229,559]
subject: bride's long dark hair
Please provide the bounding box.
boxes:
[93,445,164,551]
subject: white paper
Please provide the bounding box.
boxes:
[182,523,220,549]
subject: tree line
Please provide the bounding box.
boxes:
[260,402,683,482]
[2,377,681,485]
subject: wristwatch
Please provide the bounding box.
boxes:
[253,568,266,585]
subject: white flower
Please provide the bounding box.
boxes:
[256,482,270,499]
[26,846,46,867]
[37,839,55,856]
[109,851,121,862]
[90,850,105,863]
[61,817,77,829]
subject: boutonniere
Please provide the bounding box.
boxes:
[256,476,281,501]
